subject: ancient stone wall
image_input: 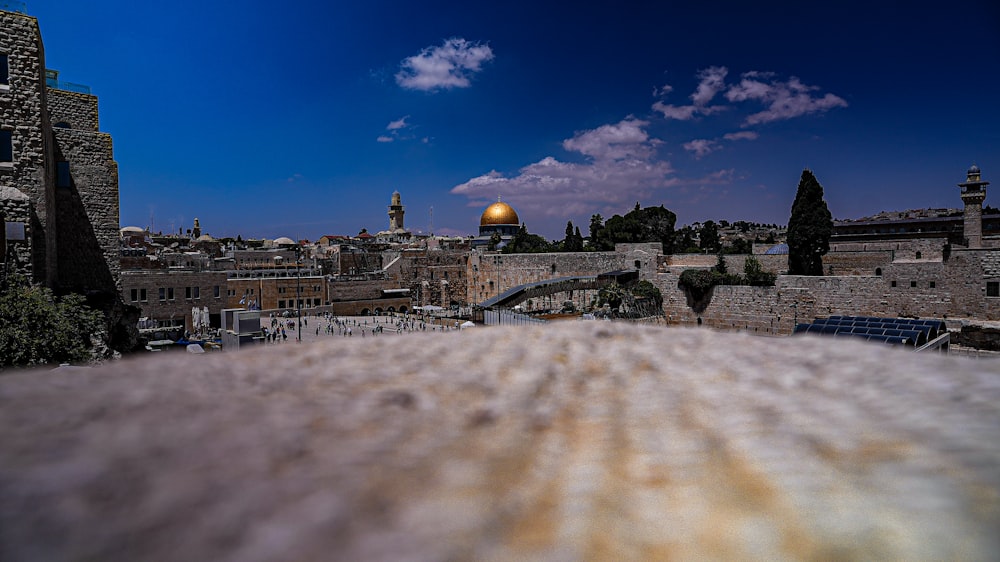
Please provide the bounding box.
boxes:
[0,186,32,276]
[466,244,657,304]
[327,278,400,302]
[830,237,947,261]
[659,252,788,274]
[52,125,119,292]
[46,88,99,131]
[387,248,468,307]
[658,248,999,334]
[0,11,50,284]
[823,250,894,276]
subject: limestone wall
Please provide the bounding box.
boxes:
[52,126,119,292]
[658,248,999,333]
[121,270,229,329]
[466,244,658,304]
[0,11,50,283]
[1,323,997,560]
[46,88,99,131]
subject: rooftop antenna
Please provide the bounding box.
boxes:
[428,206,434,236]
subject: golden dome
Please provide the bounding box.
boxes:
[480,200,519,226]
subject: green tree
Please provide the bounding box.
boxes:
[487,231,502,251]
[592,204,676,252]
[0,275,104,370]
[699,220,720,252]
[631,280,663,309]
[563,221,583,252]
[743,256,777,286]
[787,169,833,275]
[725,238,752,255]
[714,252,728,274]
[588,214,605,250]
[503,224,552,254]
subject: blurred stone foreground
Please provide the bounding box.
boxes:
[1,324,999,561]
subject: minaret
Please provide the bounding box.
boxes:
[192,218,201,239]
[958,165,989,248]
[388,191,405,231]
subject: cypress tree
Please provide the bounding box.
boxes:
[787,169,833,275]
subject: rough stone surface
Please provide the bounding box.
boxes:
[2,323,998,561]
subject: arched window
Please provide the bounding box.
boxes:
[875,268,882,276]
[915,251,922,259]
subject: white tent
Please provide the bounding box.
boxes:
[460,321,476,329]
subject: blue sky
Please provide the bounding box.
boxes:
[23,0,1000,240]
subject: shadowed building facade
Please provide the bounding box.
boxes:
[0,5,120,296]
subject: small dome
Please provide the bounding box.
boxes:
[197,234,214,241]
[764,243,789,255]
[120,226,145,233]
[968,164,980,174]
[480,200,520,226]
[274,236,295,246]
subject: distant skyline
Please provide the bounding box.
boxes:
[22,0,1000,240]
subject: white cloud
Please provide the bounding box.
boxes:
[376,135,394,143]
[653,83,673,97]
[653,67,846,126]
[691,66,728,106]
[451,118,677,218]
[722,131,759,141]
[652,66,729,121]
[725,74,847,125]
[652,101,699,121]
[683,139,719,158]
[396,38,494,92]
[561,118,653,161]
[387,116,410,130]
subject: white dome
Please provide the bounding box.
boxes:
[274,236,296,245]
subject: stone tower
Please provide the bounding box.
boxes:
[958,165,989,248]
[388,191,405,231]
[0,5,120,293]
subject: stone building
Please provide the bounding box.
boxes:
[0,5,120,295]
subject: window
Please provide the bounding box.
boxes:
[278,300,286,308]
[0,130,12,163]
[140,288,147,302]
[193,286,200,299]
[891,281,897,288]
[278,287,287,294]
[159,287,166,301]
[130,289,138,302]
[875,268,882,276]
[988,282,1000,298]
[167,287,174,300]
[214,286,220,298]
[54,122,71,129]
[185,287,192,299]
[56,161,70,188]
[910,280,917,288]
[915,251,922,260]
[0,54,8,86]
[929,281,936,289]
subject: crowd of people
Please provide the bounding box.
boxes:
[259,311,465,344]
